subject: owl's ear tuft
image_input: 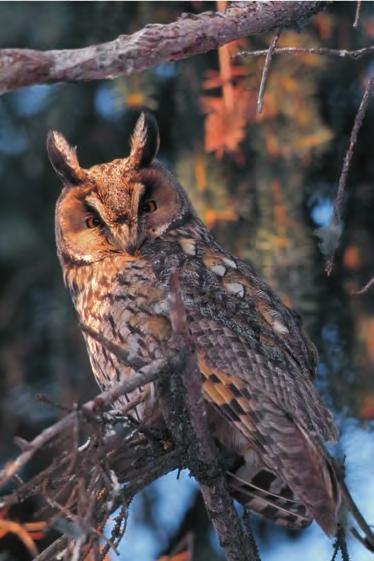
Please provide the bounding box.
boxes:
[47,130,86,186]
[129,112,160,168]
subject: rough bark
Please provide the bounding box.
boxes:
[0,1,327,94]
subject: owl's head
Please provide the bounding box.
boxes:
[47,113,193,265]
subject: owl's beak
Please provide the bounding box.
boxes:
[113,222,141,256]
[125,242,137,256]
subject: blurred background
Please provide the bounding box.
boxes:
[0,2,373,560]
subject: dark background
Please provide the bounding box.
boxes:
[0,3,373,560]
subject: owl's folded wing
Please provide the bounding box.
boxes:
[178,257,339,534]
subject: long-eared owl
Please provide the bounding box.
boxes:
[47,113,340,536]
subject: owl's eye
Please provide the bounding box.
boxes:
[85,215,102,229]
[140,200,157,214]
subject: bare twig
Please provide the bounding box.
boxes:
[1,349,183,561]
[330,536,340,561]
[0,354,179,488]
[235,45,374,62]
[351,277,374,295]
[0,2,327,94]
[325,77,374,275]
[33,536,68,561]
[36,392,74,413]
[336,525,351,561]
[350,527,374,553]
[331,458,374,553]
[353,1,362,28]
[256,30,280,114]
[100,506,128,560]
[80,322,146,369]
[243,510,261,561]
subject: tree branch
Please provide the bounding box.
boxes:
[234,45,374,61]
[256,29,280,114]
[0,1,327,94]
[158,271,257,561]
[0,352,180,489]
[352,277,374,295]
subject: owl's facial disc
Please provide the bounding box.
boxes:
[49,112,193,264]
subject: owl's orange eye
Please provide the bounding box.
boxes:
[85,215,102,229]
[140,200,157,214]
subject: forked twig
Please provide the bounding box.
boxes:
[330,458,374,553]
[235,45,374,62]
[353,0,362,28]
[257,30,280,114]
[325,77,374,275]
[351,277,374,295]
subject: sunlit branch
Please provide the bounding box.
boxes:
[0,2,327,94]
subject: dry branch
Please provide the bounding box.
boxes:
[256,29,280,114]
[0,277,253,561]
[0,1,327,94]
[2,386,181,560]
[353,0,362,28]
[0,352,180,489]
[352,277,374,295]
[235,45,374,61]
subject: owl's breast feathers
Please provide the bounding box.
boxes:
[65,255,171,416]
[66,230,340,535]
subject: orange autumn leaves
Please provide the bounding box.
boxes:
[200,40,255,159]
[0,506,46,556]
[200,18,333,161]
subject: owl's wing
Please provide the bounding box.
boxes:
[177,251,339,535]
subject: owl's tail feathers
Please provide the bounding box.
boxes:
[227,468,312,530]
[274,420,340,537]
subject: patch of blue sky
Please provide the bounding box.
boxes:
[113,469,197,561]
[261,522,332,561]
[340,422,374,561]
[117,511,157,561]
[342,420,374,501]
[209,524,223,556]
[310,197,334,228]
[0,115,28,155]
[152,469,197,527]
[153,63,177,79]
[12,84,56,117]
[94,83,126,121]
[321,323,339,345]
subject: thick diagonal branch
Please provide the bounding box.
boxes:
[0,1,327,94]
[159,271,257,561]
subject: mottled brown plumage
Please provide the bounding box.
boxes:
[47,113,340,535]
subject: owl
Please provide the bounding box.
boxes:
[47,113,340,536]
